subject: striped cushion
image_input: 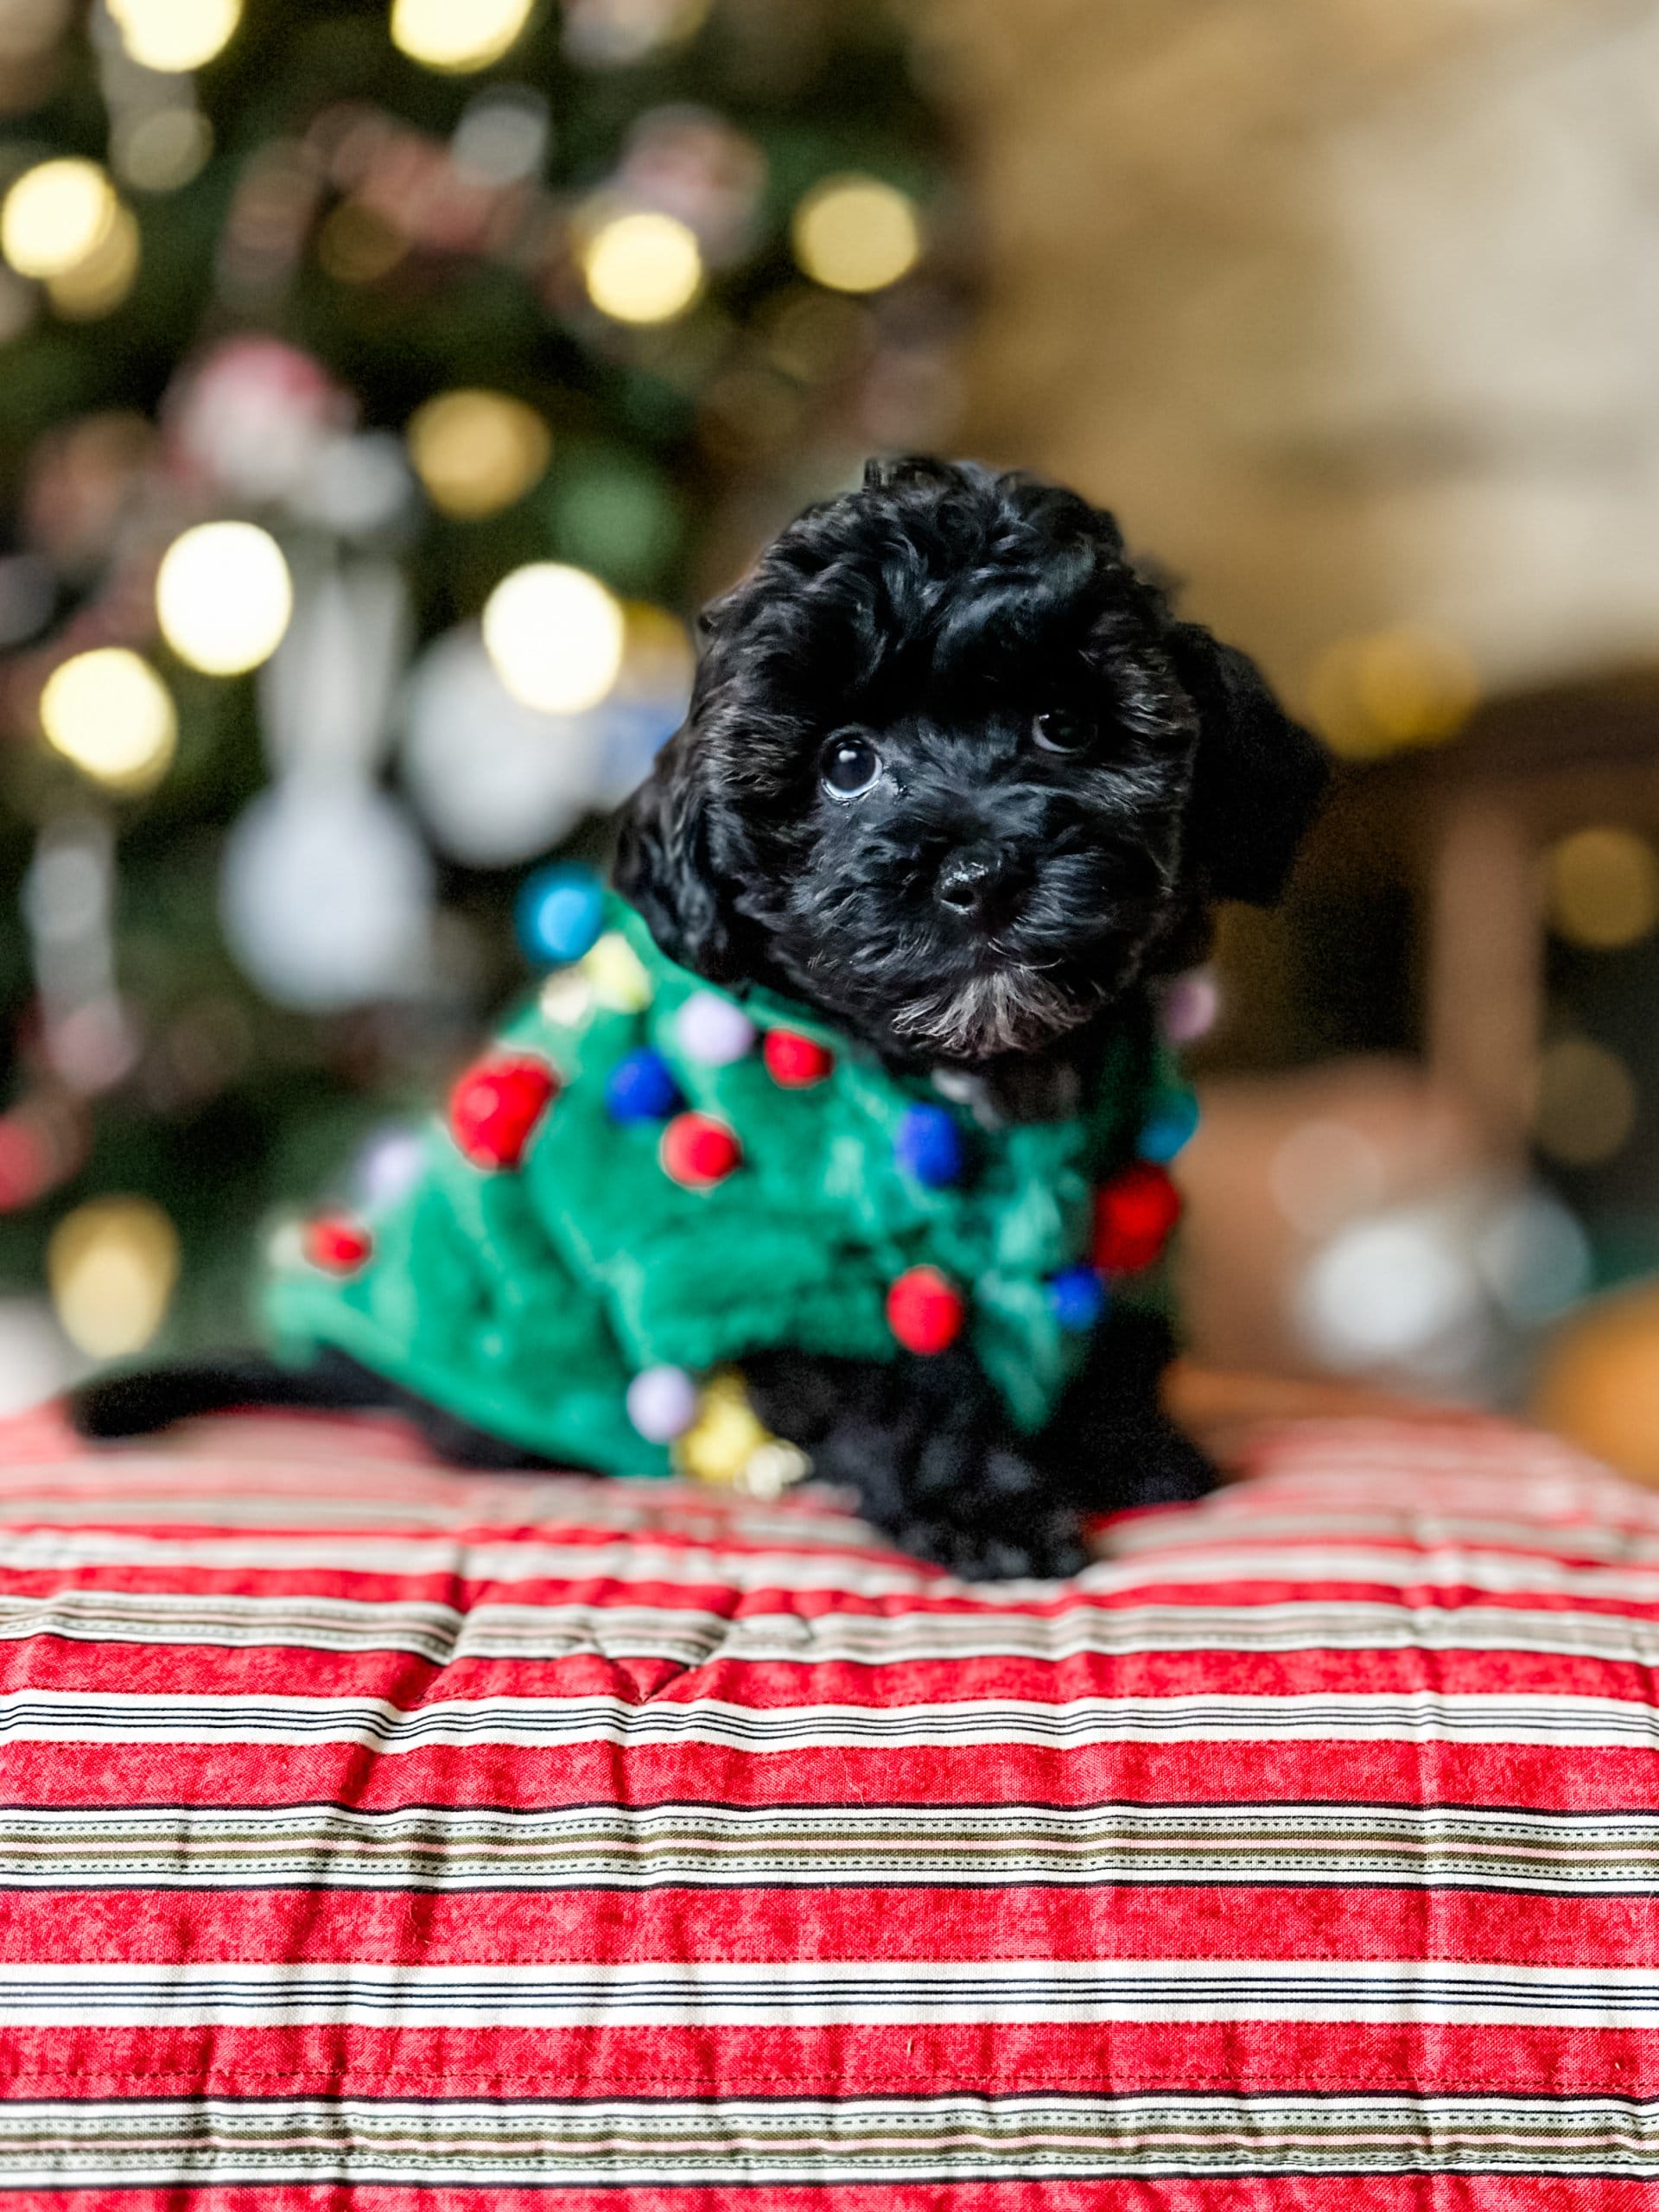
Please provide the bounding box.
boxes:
[1,1405,1656,2200]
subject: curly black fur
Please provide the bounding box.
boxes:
[75,458,1326,1580]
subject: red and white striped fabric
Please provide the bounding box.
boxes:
[1,1404,1657,2203]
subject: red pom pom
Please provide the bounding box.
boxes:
[887,1265,966,1355]
[304,1215,373,1274]
[449,1054,559,1170]
[764,1027,836,1088]
[660,1111,741,1189]
[1092,1160,1183,1274]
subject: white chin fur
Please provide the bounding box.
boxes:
[891,966,1089,1059]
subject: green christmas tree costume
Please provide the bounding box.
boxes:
[266,895,1194,1479]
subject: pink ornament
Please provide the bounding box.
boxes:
[676,992,755,1066]
[626,1363,698,1442]
[1161,969,1220,1045]
[168,336,349,503]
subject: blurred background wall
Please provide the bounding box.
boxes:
[2,0,1658,1471]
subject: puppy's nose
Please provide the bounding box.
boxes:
[936,845,1014,917]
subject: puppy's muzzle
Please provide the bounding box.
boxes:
[934,842,1028,923]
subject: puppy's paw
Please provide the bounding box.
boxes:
[1121,1419,1215,1508]
[899,1507,1090,1582]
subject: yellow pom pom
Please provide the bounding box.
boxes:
[581,931,653,1014]
[675,1369,810,1497]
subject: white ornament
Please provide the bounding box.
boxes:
[259,561,410,780]
[401,624,607,866]
[220,779,433,1012]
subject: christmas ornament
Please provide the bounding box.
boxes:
[403,626,607,868]
[449,1054,559,1170]
[169,336,348,504]
[676,990,754,1066]
[626,1362,697,1441]
[660,1110,740,1189]
[1093,1161,1182,1274]
[763,1027,834,1088]
[606,1046,679,1123]
[259,562,410,780]
[518,863,607,969]
[220,780,433,1013]
[894,1101,964,1187]
[1048,1265,1108,1332]
[303,1216,373,1273]
[887,1265,965,1355]
[611,104,766,266]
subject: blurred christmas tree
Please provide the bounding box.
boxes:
[0,0,960,1392]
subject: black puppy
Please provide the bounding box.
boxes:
[77,458,1326,1577]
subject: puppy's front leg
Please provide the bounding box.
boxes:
[742,1344,1092,1580]
[1039,1306,1215,1516]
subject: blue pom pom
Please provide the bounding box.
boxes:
[894,1102,966,1187]
[606,1047,680,1124]
[1048,1265,1109,1332]
[1138,1087,1201,1163]
[518,864,605,968]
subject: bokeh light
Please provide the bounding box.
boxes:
[482,562,625,711]
[47,1196,180,1360]
[39,649,176,792]
[791,175,922,294]
[406,389,550,518]
[1531,1036,1637,1167]
[108,0,241,72]
[1306,627,1480,760]
[1269,1117,1386,1239]
[1300,1212,1481,1371]
[113,109,214,194]
[582,209,702,323]
[46,202,140,320]
[156,521,293,676]
[1,159,118,281]
[390,0,535,73]
[1546,827,1659,951]
[315,201,406,285]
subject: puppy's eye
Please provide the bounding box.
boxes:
[1032,709,1091,755]
[820,734,881,799]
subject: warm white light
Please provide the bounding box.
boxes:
[406,389,550,518]
[1,159,118,280]
[391,0,534,72]
[108,0,241,72]
[114,108,214,194]
[791,175,921,294]
[48,1196,180,1359]
[40,649,176,791]
[1531,1037,1637,1167]
[46,201,140,319]
[482,562,625,712]
[156,521,293,677]
[1547,827,1659,952]
[582,210,702,324]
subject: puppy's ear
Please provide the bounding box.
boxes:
[1166,623,1330,905]
[613,728,746,982]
